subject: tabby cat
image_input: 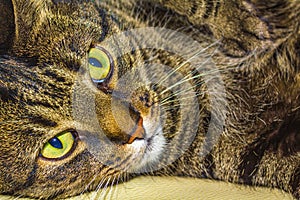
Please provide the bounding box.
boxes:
[0,0,299,199]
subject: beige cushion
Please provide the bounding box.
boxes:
[0,176,293,199]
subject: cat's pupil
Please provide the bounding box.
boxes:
[48,137,63,149]
[88,57,102,68]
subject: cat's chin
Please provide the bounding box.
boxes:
[125,125,166,174]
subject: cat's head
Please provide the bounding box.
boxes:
[0,1,222,198]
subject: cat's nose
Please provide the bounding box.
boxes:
[94,90,148,145]
[127,116,145,144]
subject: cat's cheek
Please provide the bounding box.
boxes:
[22,150,112,199]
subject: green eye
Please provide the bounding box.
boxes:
[41,131,75,160]
[88,47,113,83]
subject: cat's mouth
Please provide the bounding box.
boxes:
[125,113,160,148]
[126,115,160,147]
[123,113,166,173]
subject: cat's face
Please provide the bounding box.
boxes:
[0,1,216,198]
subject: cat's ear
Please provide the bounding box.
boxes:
[0,0,15,54]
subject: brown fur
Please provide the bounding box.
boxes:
[0,0,299,199]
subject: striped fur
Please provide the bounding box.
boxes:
[0,0,299,199]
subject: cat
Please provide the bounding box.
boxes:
[0,0,299,199]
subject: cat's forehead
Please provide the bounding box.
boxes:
[13,1,120,67]
[0,58,74,127]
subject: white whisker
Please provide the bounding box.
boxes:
[13,194,24,200]
[160,90,226,107]
[107,175,117,200]
[155,40,220,87]
[92,175,108,200]
[95,176,112,200]
[158,53,221,95]
[160,82,204,104]
[80,170,102,196]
